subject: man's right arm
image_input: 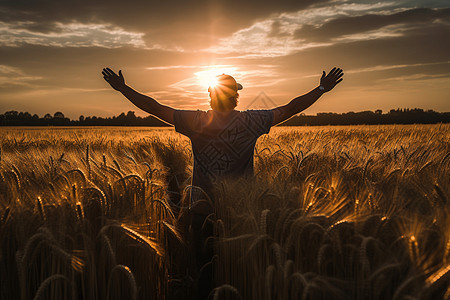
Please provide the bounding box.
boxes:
[102,67,175,125]
[271,87,325,126]
[271,67,343,126]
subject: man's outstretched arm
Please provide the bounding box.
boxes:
[102,67,175,125]
[271,67,344,126]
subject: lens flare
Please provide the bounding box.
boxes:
[195,66,237,90]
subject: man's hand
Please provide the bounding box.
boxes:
[102,67,126,92]
[320,67,344,92]
[101,66,175,124]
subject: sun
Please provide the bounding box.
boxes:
[195,65,237,90]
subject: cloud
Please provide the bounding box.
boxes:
[0,0,330,50]
[0,64,42,87]
[269,19,450,88]
[294,7,450,41]
[2,1,447,55]
[0,21,148,48]
[204,19,323,57]
[0,65,23,75]
[376,73,450,82]
[345,61,450,75]
[203,2,411,57]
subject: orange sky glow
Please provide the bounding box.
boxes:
[0,0,449,119]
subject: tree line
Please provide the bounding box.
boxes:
[282,108,450,126]
[1,108,449,126]
[0,111,169,126]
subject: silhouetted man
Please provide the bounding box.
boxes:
[102,66,343,298]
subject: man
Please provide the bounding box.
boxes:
[101,67,343,202]
[101,66,343,298]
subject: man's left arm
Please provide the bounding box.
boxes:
[271,67,344,126]
[102,67,175,125]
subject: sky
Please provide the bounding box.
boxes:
[0,0,449,119]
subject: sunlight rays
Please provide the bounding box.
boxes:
[194,65,237,90]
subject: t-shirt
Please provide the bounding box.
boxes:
[174,109,273,199]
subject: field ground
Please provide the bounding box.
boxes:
[0,125,449,299]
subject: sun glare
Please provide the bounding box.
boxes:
[195,65,237,90]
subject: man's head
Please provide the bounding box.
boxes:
[208,74,243,112]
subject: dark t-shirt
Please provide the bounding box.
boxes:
[174,109,273,199]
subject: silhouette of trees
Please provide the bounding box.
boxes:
[54,112,65,118]
[282,108,449,126]
[0,110,156,126]
[0,109,448,126]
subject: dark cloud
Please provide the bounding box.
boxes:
[268,21,290,38]
[8,21,62,34]
[294,7,450,41]
[0,0,329,49]
[277,21,450,81]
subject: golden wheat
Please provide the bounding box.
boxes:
[0,125,449,299]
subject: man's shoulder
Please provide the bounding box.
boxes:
[173,109,208,136]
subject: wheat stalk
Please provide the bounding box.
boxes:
[106,265,137,300]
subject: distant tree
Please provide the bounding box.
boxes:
[21,112,32,119]
[44,113,52,119]
[126,111,136,118]
[125,111,137,125]
[54,112,65,119]
[375,109,382,115]
[79,115,85,122]
[5,111,18,118]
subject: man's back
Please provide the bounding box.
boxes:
[174,109,273,197]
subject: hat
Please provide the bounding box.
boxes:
[212,74,243,96]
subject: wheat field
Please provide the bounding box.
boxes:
[0,125,449,299]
